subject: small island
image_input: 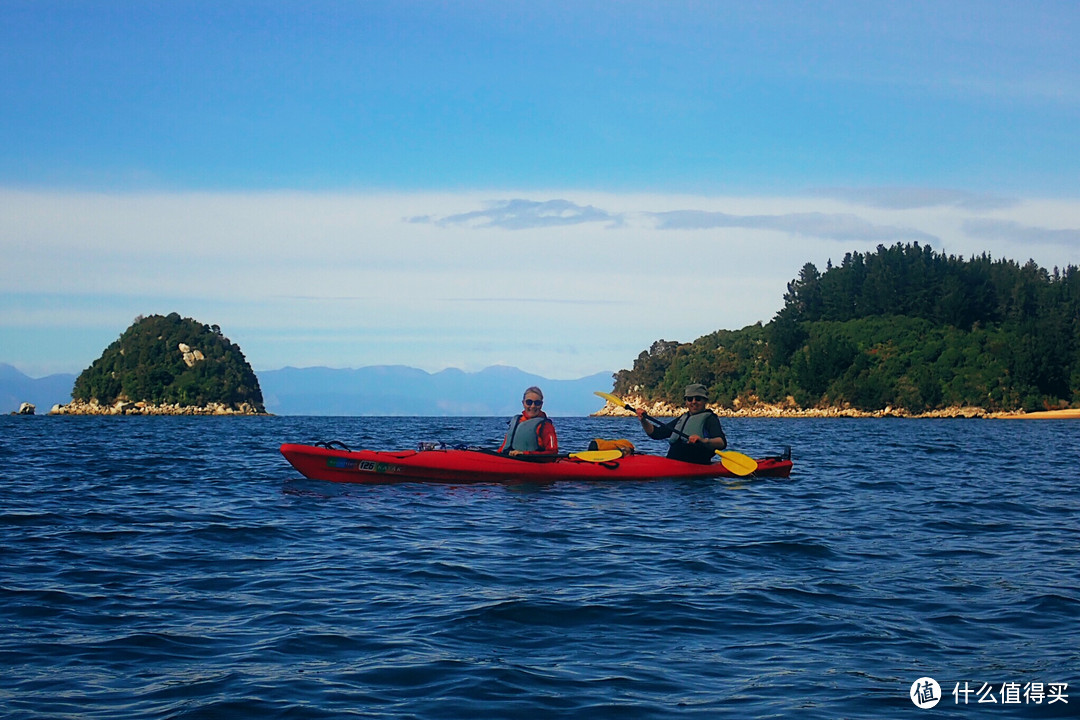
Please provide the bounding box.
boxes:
[602,243,1079,419]
[51,313,268,416]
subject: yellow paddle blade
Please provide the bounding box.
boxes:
[594,390,630,408]
[569,449,624,462]
[717,450,758,476]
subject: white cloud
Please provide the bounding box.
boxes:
[3,188,1079,378]
[963,219,1080,247]
[813,187,1016,211]
[647,210,938,243]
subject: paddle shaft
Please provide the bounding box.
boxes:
[598,392,712,445]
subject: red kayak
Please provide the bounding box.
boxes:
[280,443,793,484]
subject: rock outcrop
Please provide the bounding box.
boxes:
[50,399,266,416]
[592,394,1014,419]
[178,343,206,368]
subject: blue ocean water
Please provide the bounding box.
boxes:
[1,415,1078,719]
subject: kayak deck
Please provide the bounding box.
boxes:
[280,443,793,484]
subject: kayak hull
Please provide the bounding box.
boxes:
[279,444,793,484]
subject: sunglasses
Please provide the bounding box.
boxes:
[685,396,706,402]
[524,399,543,407]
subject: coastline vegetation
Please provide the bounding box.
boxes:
[72,313,265,411]
[614,243,1079,413]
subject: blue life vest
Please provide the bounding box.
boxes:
[669,411,713,446]
[503,415,551,452]
[665,411,721,464]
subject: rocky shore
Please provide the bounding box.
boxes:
[49,400,269,416]
[591,395,1077,420]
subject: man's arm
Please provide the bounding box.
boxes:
[638,409,674,440]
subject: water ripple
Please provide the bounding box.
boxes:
[1,416,1078,718]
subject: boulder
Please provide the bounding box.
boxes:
[180,344,204,368]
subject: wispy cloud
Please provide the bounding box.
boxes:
[442,297,626,305]
[417,197,940,243]
[964,219,1080,246]
[413,199,624,229]
[814,187,1016,211]
[648,210,938,243]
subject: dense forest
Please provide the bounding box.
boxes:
[73,313,265,410]
[613,243,1080,413]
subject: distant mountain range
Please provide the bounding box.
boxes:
[0,363,614,416]
[258,365,614,416]
[0,364,76,413]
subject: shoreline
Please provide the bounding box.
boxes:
[591,396,1080,420]
[49,400,269,416]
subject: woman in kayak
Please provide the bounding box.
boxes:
[636,383,726,464]
[498,386,558,456]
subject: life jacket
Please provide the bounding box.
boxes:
[503,415,551,452]
[669,410,715,446]
[666,410,720,464]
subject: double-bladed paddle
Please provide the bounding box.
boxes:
[594,391,758,476]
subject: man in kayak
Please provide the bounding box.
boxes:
[498,386,559,456]
[636,383,727,464]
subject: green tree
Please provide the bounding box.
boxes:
[614,244,1079,413]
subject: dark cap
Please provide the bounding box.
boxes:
[684,383,708,398]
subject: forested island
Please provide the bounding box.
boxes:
[609,243,1079,417]
[52,313,266,415]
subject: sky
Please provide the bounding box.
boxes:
[2,0,1079,379]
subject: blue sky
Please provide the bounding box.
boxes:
[2,1,1079,379]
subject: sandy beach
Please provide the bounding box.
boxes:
[995,408,1080,419]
